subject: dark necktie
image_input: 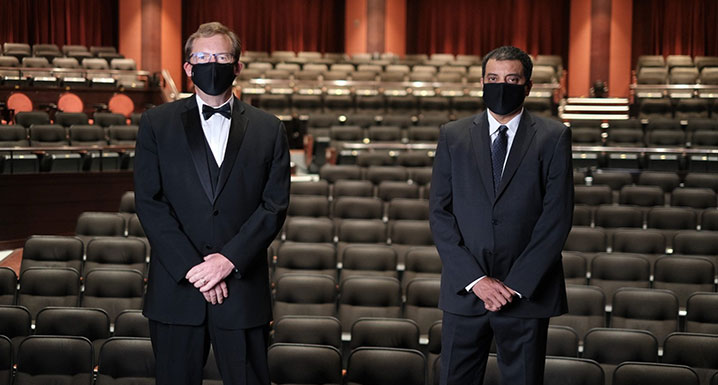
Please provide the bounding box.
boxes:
[202,103,231,120]
[491,125,508,194]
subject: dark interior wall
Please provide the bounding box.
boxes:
[0,0,118,47]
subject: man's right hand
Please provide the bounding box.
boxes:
[471,277,515,312]
[201,280,229,305]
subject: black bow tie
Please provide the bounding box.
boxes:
[202,103,231,120]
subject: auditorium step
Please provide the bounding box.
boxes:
[559,97,630,121]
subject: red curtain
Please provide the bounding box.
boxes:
[182,0,345,54]
[406,0,570,61]
[0,0,118,46]
[632,0,718,65]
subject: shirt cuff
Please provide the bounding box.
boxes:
[465,276,486,292]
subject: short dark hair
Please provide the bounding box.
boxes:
[184,22,242,62]
[482,46,533,81]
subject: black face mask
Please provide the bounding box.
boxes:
[482,82,527,115]
[191,62,236,96]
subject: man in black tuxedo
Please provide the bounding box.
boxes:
[134,22,289,385]
[429,46,573,385]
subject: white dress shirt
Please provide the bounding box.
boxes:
[196,94,233,166]
[465,109,525,296]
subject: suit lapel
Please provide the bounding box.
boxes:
[469,112,496,202]
[181,97,214,203]
[495,111,537,200]
[214,99,248,201]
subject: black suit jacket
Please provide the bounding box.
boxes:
[429,110,572,318]
[134,96,290,329]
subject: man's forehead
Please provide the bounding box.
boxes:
[192,34,231,50]
[485,59,524,74]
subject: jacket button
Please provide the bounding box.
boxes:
[213,210,219,216]
[491,219,499,225]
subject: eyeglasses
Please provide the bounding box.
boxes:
[189,52,235,64]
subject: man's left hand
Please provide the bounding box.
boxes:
[186,253,236,292]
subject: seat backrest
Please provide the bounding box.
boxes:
[685,292,718,334]
[69,125,106,145]
[0,305,32,339]
[0,335,10,385]
[55,112,89,129]
[671,187,717,209]
[663,332,718,374]
[673,230,718,256]
[275,242,336,271]
[85,237,147,273]
[290,180,329,197]
[349,317,420,350]
[611,229,666,254]
[0,268,16,305]
[332,197,383,219]
[403,278,441,335]
[582,328,658,364]
[35,307,110,341]
[337,219,387,244]
[332,179,374,197]
[81,269,144,321]
[93,112,125,128]
[287,195,330,217]
[613,362,699,385]
[96,337,155,383]
[619,185,665,207]
[15,335,93,383]
[377,181,420,201]
[284,217,334,243]
[75,212,126,237]
[389,220,433,246]
[574,185,612,206]
[387,198,430,220]
[647,207,697,230]
[267,343,343,385]
[543,357,604,385]
[339,276,401,331]
[29,124,68,146]
[272,315,342,349]
[20,235,84,275]
[365,166,408,184]
[18,267,81,319]
[611,288,679,344]
[546,325,579,357]
[113,310,150,338]
[342,245,396,272]
[563,227,607,253]
[319,164,362,183]
[273,274,337,319]
[344,347,425,385]
[594,205,644,228]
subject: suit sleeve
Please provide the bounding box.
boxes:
[429,126,487,294]
[220,120,290,275]
[134,111,203,283]
[503,125,574,299]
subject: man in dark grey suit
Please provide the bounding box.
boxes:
[134,22,289,385]
[429,46,573,385]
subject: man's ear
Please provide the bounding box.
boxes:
[524,80,533,96]
[234,61,243,76]
[183,62,193,78]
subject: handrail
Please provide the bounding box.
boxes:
[0,144,135,152]
[0,65,152,77]
[160,69,180,102]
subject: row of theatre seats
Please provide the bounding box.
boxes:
[0,111,139,173]
[2,174,718,383]
[635,98,718,120]
[0,43,144,89]
[634,55,718,85]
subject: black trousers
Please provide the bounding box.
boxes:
[149,306,270,385]
[440,310,549,385]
